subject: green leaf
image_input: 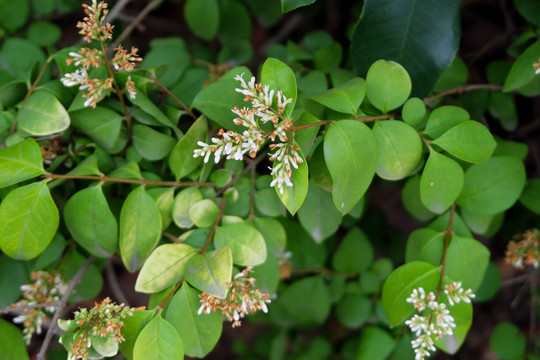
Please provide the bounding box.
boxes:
[274,146,308,215]
[0,255,28,308]
[423,106,469,139]
[170,116,208,180]
[420,150,464,214]
[189,199,219,228]
[0,138,45,188]
[26,21,61,47]
[119,310,153,360]
[402,175,435,222]
[434,297,472,354]
[373,120,422,180]
[520,179,540,214]
[0,319,29,360]
[366,60,411,113]
[351,0,460,97]
[303,77,366,116]
[297,180,342,243]
[0,0,29,32]
[18,90,69,136]
[489,322,526,360]
[382,261,440,327]
[281,0,316,13]
[261,58,297,118]
[69,106,123,151]
[119,186,162,272]
[461,208,504,236]
[282,218,326,268]
[405,228,444,265]
[91,334,118,357]
[129,91,181,138]
[148,188,175,231]
[214,223,267,266]
[402,97,427,127]
[445,236,490,291]
[457,156,526,214]
[503,40,540,92]
[514,0,540,26]
[335,293,371,328]
[135,244,198,293]
[192,67,252,130]
[141,37,190,88]
[63,185,117,258]
[0,38,46,79]
[324,120,378,214]
[280,276,330,324]
[0,181,58,260]
[332,227,374,273]
[132,124,176,161]
[357,326,395,360]
[185,0,219,40]
[251,217,287,257]
[185,246,233,298]
[172,187,203,229]
[165,283,222,358]
[133,315,184,360]
[431,121,496,163]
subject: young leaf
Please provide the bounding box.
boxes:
[169,115,208,180]
[445,236,490,291]
[457,156,526,214]
[189,199,219,228]
[365,60,411,113]
[0,138,45,188]
[420,150,464,214]
[18,90,70,136]
[0,181,58,260]
[274,147,308,215]
[132,124,176,161]
[261,57,297,118]
[431,121,496,163]
[133,315,184,360]
[63,185,118,258]
[214,223,267,266]
[324,120,378,214]
[135,244,198,293]
[297,180,342,243]
[119,186,162,272]
[372,120,422,180]
[381,261,440,327]
[423,106,469,139]
[184,246,233,298]
[165,283,222,358]
[172,187,203,228]
[303,77,366,115]
[402,97,426,127]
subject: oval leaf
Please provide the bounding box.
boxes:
[261,58,297,118]
[324,120,378,214]
[165,283,222,358]
[18,90,69,136]
[69,106,122,150]
[184,0,219,40]
[172,187,203,229]
[373,120,422,180]
[0,181,59,260]
[133,315,184,360]
[366,60,411,113]
[273,147,308,215]
[132,124,176,161]
[423,106,469,139]
[169,115,208,180]
[135,244,198,293]
[0,138,45,188]
[431,120,496,163]
[185,246,233,298]
[214,223,267,266]
[445,236,490,291]
[304,77,366,116]
[119,186,162,272]
[420,150,464,214]
[332,227,374,273]
[64,185,118,258]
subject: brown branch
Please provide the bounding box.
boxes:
[163,232,181,243]
[423,84,503,104]
[113,0,164,47]
[150,76,197,120]
[157,280,183,310]
[199,198,227,254]
[37,256,96,360]
[44,173,214,188]
[106,259,130,306]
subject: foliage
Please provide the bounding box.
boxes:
[0,0,539,359]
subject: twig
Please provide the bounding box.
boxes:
[45,173,214,188]
[213,151,268,198]
[106,259,130,306]
[113,0,164,47]
[150,77,197,119]
[0,302,60,314]
[163,232,181,243]
[157,280,183,310]
[104,0,133,24]
[423,84,503,104]
[36,256,96,360]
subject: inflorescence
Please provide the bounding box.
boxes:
[60,0,142,108]
[193,73,302,195]
[506,229,540,269]
[197,266,271,327]
[11,271,67,344]
[61,297,145,360]
[405,282,475,360]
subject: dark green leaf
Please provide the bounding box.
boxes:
[489,322,526,360]
[274,146,308,215]
[281,0,316,13]
[357,326,395,360]
[185,0,219,40]
[445,236,490,291]
[335,293,371,328]
[0,0,29,32]
[504,40,540,92]
[280,276,330,324]
[0,319,29,360]
[69,106,123,151]
[132,124,176,161]
[332,227,373,273]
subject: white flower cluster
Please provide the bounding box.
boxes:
[194,73,302,194]
[405,282,475,360]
